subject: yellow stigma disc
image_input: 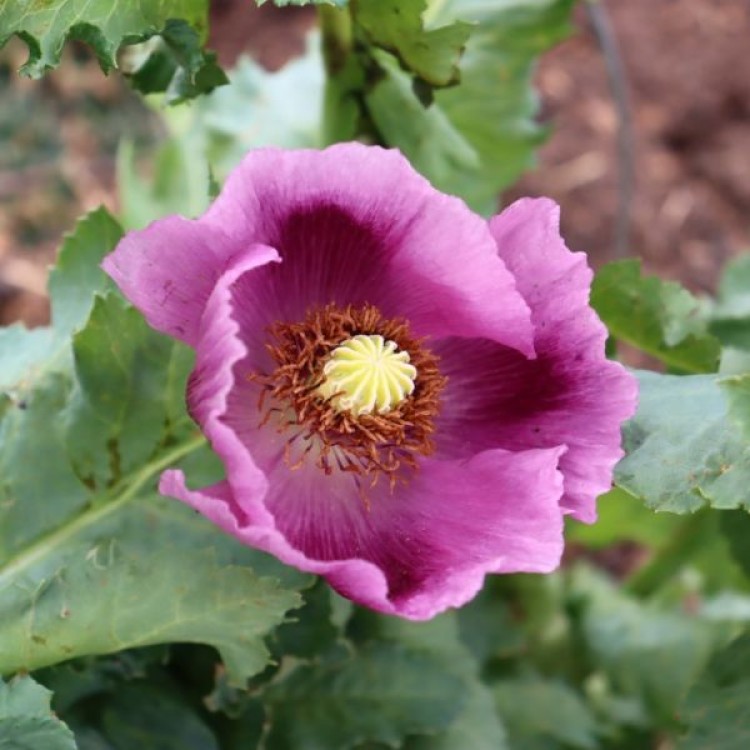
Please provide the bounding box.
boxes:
[317,334,417,415]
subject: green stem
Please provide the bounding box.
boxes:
[0,434,206,587]
[625,510,714,597]
[318,4,353,76]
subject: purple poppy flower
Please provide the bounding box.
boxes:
[102,144,637,620]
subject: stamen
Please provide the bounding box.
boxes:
[250,304,446,489]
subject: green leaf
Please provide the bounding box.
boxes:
[354,0,472,87]
[0,208,119,394]
[48,209,122,341]
[720,510,750,578]
[36,647,169,715]
[346,610,508,750]
[272,579,340,659]
[591,260,720,374]
[99,683,218,750]
[366,0,573,214]
[720,373,750,441]
[616,370,750,513]
[571,566,716,723]
[493,676,599,750]
[0,674,77,750]
[404,683,509,750]
[263,642,467,749]
[0,490,301,684]
[126,19,228,105]
[63,293,190,489]
[710,255,750,351]
[676,632,750,750]
[1,211,304,682]
[0,0,225,101]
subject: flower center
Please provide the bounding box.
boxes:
[251,304,446,488]
[317,334,417,416]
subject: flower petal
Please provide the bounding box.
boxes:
[160,444,565,621]
[102,217,241,346]
[201,143,534,355]
[185,242,280,506]
[434,198,637,523]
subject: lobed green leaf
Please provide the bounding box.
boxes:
[616,370,750,513]
[0,674,77,749]
[0,208,305,686]
[591,260,720,374]
[0,0,225,101]
[263,642,467,749]
[365,0,574,214]
[354,0,472,87]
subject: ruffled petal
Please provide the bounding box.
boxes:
[200,143,534,356]
[432,198,637,522]
[160,446,565,620]
[185,242,280,508]
[101,217,240,346]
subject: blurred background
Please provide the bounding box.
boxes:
[1,0,748,328]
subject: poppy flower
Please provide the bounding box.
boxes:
[103,144,637,619]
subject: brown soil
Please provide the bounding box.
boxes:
[1,0,748,327]
[509,0,750,290]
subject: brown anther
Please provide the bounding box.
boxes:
[248,303,446,488]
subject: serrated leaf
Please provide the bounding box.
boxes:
[0,492,301,684]
[676,632,750,750]
[126,19,227,105]
[263,642,466,749]
[272,579,340,659]
[48,209,121,340]
[616,370,750,513]
[0,209,119,395]
[354,0,471,87]
[63,293,191,489]
[364,0,573,214]
[0,0,225,102]
[0,674,77,750]
[493,676,599,750]
[1,210,305,683]
[591,260,720,374]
